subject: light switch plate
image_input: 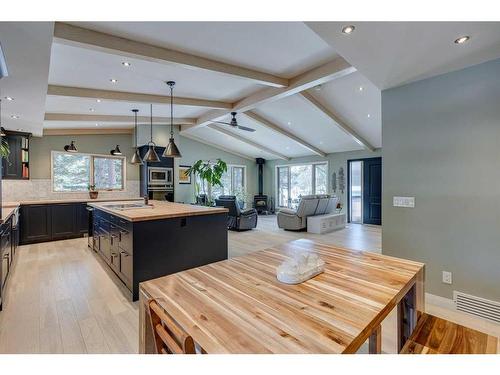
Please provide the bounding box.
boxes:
[393,196,415,208]
[442,271,452,285]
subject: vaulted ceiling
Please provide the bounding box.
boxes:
[1,21,499,159]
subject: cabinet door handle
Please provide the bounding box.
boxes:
[120,251,129,257]
[111,252,118,257]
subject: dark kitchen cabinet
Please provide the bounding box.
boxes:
[2,131,30,180]
[0,217,13,311]
[51,203,77,240]
[20,202,92,245]
[20,204,52,243]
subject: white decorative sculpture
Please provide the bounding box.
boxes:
[276,250,325,284]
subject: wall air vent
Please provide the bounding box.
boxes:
[454,291,500,323]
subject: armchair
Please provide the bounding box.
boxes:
[277,195,319,231]
[215,195,258,231]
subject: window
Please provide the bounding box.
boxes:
[276,162,328,208]
[52,151,125,192]
[196,164,246,199]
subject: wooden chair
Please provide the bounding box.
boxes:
[401,313,498,354]
[148,299,196,354]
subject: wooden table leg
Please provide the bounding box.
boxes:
[397,282,418,353]
[415,267,425,319]
[139,288,155,354]
[369,325,382,354]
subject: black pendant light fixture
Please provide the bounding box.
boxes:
[64,140,78,153]
[110,145,122,155]
[0,97,5,136]
[162,81,182,158]
[130,109,143,165]
[143,104,160,163]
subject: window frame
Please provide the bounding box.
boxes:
[275,161,329,208]
[51,150,127,193]
[195,164,247,197]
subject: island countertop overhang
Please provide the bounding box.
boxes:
[87,200,228,222]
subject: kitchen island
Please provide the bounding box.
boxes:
[88,200,228,301]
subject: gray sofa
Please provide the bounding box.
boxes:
[277,194,338,231]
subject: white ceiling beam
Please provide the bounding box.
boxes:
[208,124,291,161]
[180,129,254,161]
[53,23,288,88]
[299,92,375,151]
[47,85,232,110]
[243,111,327,157]
[44,113,196,124]
[183,57,356,132]
[43,128,133,136]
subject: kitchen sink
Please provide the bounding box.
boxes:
[103,203,154,210]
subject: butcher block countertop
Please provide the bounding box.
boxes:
[88,200,228,222]
[139,239,425,354]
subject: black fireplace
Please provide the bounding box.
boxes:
[253,158,269,214]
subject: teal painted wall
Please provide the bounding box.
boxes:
[382,58,500,301]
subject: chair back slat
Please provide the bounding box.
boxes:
[149,299,196,354]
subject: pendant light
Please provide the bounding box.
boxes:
[0,97,5,136]
[143,104,160,163]
[64,140,78,153]
[110,145,122,155]
[130,109,143,165]
[162,81,182,158]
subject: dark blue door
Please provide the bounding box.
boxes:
[363,157,382,225]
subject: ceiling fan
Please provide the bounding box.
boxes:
[211,112,255,132]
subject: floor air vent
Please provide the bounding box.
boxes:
[453,291,500,323]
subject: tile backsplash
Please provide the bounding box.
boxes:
[2,179,140,202]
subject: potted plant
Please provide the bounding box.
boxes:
[88,184,98,199]
[0,137,10,159]
[186,159,227,206]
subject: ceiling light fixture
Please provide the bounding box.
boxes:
[130,109,143,165]
[4,96,13,101]
[96,99,101,103]
[0,97,5,136]
[359,86,364,91]
[342,25,355,35]
[287,121,292,126]
[10,115,19,119]
[64,140,78,153]
[454,36,470,44]
[89,108,95,112]
[143,104,160,163]
[122,61,131,67]
[110,78,118,83]
[314,85,322,91]
[367,114,371,118]
[162,81,182,158]
[95,123,99,127]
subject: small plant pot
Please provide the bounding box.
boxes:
[89,191,99,199]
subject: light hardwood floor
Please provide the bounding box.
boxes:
[0,215,498,353]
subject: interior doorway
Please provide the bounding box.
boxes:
[347,157,382,225]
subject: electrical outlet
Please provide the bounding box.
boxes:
[442,271,452,285]
[393,196,415,208]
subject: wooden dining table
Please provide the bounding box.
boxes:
[139,239,425,354]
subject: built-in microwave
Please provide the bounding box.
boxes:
[148,167,173,186]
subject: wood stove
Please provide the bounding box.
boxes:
[253,158,269,214]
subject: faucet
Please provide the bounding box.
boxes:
[144,195,149,205]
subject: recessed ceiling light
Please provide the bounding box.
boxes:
[96,99,101,103]
[110,78,118,83]
[454,36,470,44]
[4,96,14,101]
[17,128,23,131]
[11,115,19,119]
[95,123,99,127]
[287,121,292,126]
[319,141,324,145]
[342,25,355,35]
[286,146,290,150]
[122,61,131,67]
[89,108,95,112]
[359,86,364,92]
[367,114,371,118]
[314,85,322,91]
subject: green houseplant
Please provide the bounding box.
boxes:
[0,138,10,159]
[88,184,98,199]
[186,159,227,205]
